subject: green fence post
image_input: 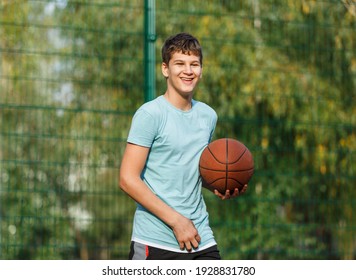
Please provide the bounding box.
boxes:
[144,0,156,102]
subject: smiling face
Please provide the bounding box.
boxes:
[162,51,203,99]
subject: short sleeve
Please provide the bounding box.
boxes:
[209,108,218,143]
[127,108,158,148]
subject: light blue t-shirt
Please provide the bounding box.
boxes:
[127,95,218,252]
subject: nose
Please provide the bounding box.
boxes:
[183,64,193,74]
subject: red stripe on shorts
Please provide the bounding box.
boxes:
[145,245,149,258]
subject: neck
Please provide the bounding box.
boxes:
[164,91,192,111]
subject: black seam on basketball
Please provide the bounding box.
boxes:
[199,166,226,171]
[229,148,247,164]
[200,165,254,172]
[207,144,248,165]
[228,167,254,172]
[207,178,244,188]
[230,178,244,188]
[207,146,226,164]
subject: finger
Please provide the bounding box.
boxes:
[185,242,192,252]
[192,234,201,248]
[214,189,223,198]
[232,188,239,197]
[238,185,247,195]
[179,242,185,250]
[224,189,231,199]
[191,239,199,249]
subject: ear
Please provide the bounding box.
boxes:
[199,67,203,78]
[161,63,169,78]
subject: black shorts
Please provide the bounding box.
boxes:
[129,241,221,260]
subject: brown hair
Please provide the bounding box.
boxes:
[161,32,203,66]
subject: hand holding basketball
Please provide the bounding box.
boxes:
[213,183,248,200]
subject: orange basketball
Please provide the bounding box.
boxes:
[199,138,254,194]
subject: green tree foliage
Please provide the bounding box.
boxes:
[1,0,137,259]
[1,1,70,259]
[1,0,355,259]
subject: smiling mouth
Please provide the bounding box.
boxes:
[181,77,194,82]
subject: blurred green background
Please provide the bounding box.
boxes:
[0,0,355,260]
